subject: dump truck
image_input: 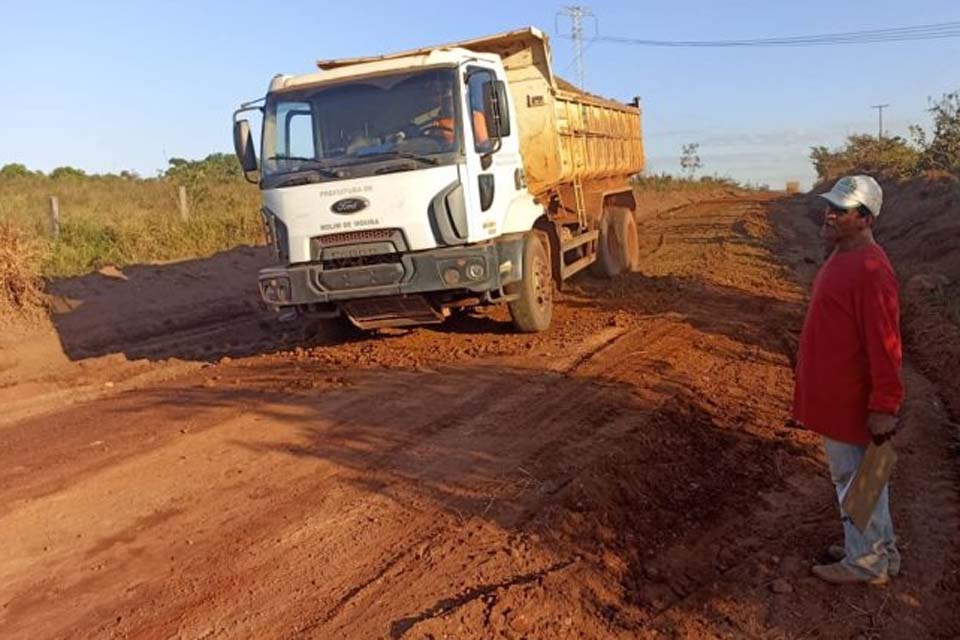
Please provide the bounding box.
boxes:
[233,26,644,331]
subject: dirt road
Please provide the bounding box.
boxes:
[2,195,958,639]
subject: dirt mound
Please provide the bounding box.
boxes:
[808,171,960,281]
[879,174,960,424]
[878,171,960,280]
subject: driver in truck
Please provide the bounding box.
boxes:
[413,80,489,149]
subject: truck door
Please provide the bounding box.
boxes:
[462,65,520,241]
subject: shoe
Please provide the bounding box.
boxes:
[826,545,899,577]
[812,561,889,585]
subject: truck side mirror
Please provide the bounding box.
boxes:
[482,80,511,144]
[233,119,259,182]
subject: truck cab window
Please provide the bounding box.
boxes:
[276,102,315,161]
[467,69,496,153]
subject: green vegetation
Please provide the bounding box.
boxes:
[912,91,960,175]
[0,154,262,279]
[633,173,767,192]
[811,90,960,181]
[810,135,920,181]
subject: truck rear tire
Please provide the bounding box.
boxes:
[594,207,639,277]
[507,231,553,333]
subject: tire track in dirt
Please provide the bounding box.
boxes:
[0,314,639,638]
[170,322,688,637]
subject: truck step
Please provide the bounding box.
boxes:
[341,296,445,330]
[560,230,599,279]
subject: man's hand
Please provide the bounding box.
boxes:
[867,412,899,445]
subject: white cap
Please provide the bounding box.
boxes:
[818,175,883,217]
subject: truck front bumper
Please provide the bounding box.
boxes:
[258,237,525,307]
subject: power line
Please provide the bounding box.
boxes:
[558,20,960,48]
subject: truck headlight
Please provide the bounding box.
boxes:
[442,268,461,285]
[438,257,487,285]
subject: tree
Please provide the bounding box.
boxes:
[913,91,960,174]
[50,166,87,179]
[680,143,702,178]
[163,153,242,182]
[0,163,33,178]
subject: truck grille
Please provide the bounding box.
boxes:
[310,228,408,263]
[316,228,399,247]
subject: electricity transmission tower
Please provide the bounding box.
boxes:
[558,5,595,89]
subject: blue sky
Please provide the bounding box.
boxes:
[1,0,957,189]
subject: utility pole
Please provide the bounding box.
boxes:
[558,5,595,89]
[871,104,890,140]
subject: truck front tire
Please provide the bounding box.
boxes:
[595,207,639,277]
[507,231,553,332]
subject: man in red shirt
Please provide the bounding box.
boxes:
[792,175,904,585]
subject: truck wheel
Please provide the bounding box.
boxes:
[507,231,553,332]
[594,207,639,277]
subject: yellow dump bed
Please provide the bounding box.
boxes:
[317,27,644,199]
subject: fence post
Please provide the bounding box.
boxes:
[48,196,61,239]
[178,186,190,221]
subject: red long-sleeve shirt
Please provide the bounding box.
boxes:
[792,243,904,444]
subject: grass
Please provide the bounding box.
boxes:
[0,222,45,319]
[632,173,768,192]
[0,174,262,278]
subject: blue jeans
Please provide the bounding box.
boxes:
[823,437,900,579]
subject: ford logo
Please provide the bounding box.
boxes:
[331,197,369,214]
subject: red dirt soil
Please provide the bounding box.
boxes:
[1,191,959,639]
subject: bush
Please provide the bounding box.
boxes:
[913,91,960,174]
[0,163,34,179]
[50,166,88,179]
[810,134,920,181]
[163,153,245,207]
[164,153,242,183]
[633,173,754,192]
[0,222,45,317]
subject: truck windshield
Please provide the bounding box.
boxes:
[262,68,461,184]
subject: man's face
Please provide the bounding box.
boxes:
[821,203,870,243]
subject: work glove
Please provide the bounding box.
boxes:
[867,412,899,445]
